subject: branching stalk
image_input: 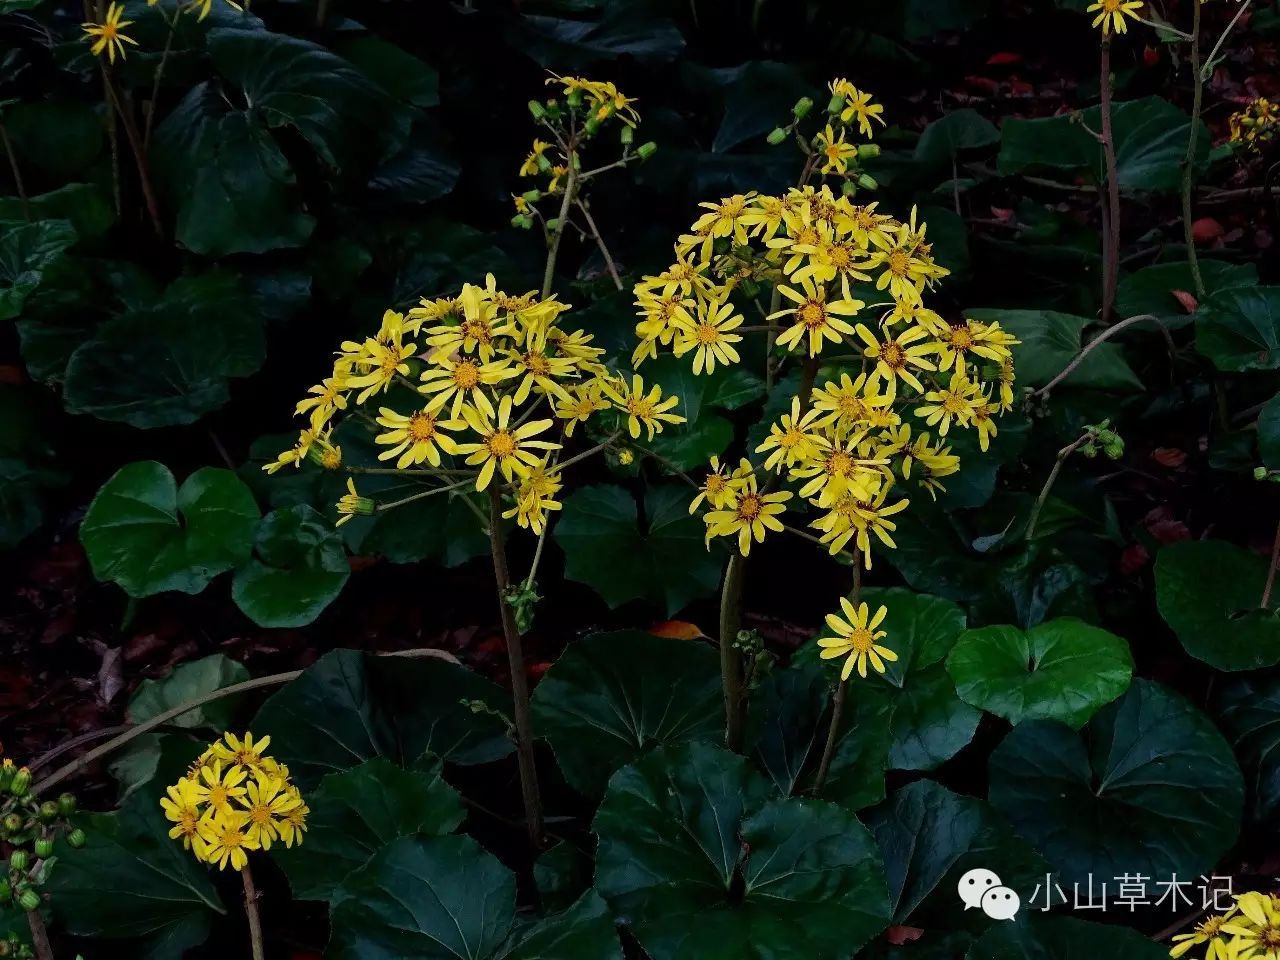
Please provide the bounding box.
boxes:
[241,864,265,960]
[1026,433,1092,540]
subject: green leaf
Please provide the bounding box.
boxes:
[1198,285,1280,372]
[47,790,224,951]
[276,758,464,903]
[946,618,1133,727]
[334,36,439,107]
[998,97,1208,194]
[968,915,1170,960]
[80,462,260,598]
[594,741,891,960]
[1215,673,1280,825]
[1258,392,1280,469]
[748,666,831,798]
[328,835,619,960]
[2,100,102,179]
[554,484,723,614]
[1116,260,1256,329]
[988,679,1243,887]
[0,219,77,321]
[530,630,722,797]
[64,272,265,427]
[914,109,999,171]
[644,356,764,471]
[707,61,813,154]
[109,654,250,798]
[967,308,1141,391]
[252,649,513,790]
[232,505,350,628]
[0,183,114,239]
[1155,539,1280,671]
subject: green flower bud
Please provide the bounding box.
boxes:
[583,116,601,137]
[856,173,878,191]
[1256,466,1270,481]
[0,764,13,792]
[620,124,634,145]
[66,828,86,849]
[546,217,561,232]
[544,99,562,121]
[792,96,813,119]
[636,141,658,160]
[1103,440,1125,460]
[510,214,534,230]
[1080,443,1098,459]
[521,189,542,205]
[9,768,30,797]
[566,88,583,109]
[536,152,553,173]
[766,126,788,146]
[527,100,546,120]
[857,143,881,159]
[841,179,858,196]
[37,802,58,824]
[17,889,39,913]
[2,814,22,835]
[57,794,76,817]
[9,851,28,873]
[827,93,845,114]
[33,838,53,860]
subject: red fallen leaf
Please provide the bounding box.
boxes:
[885,926,925,945]
[1151,447,1187,468]
[987,51,1022,65]
[1120,544,1150,576]
[964,75,1000,95]
[649,620,708,641]
[526,661,552,680]
[1171,289,1198,313]
[1143,45,1160,67]
[1008,77,1034,97]
[1192,217,1224,243]
[989,206,1015,222]
[1149,519,1192,545]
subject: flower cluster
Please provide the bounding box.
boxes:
[82,0,245,62]
[266,276,684,535]
[1086,0,1144,35]
[1,756,85,920]
[161,732,307,871]
[1229,97,1278,148]
[1170,891,1280,960]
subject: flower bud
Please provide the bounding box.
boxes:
[583,117,601,137]
[792,96,813,119]
[0,763,13,792]
[1256,466,1270,481]
[536,152,553,174]
[566,89,583,109]
[510,214,534,230]
[66,828,86,849]
[636,141,658,160]
[546,218,561,232]
[17,889,39,913]
[9,851,28,873]
[616,448,635,466]
[1103,440,1124,460]
[2,814,22,835]
[521,189,542,205]
[766,127,788,146]
[527,100,546,121]
[544,99,562,121]
[9,768,30,797]
[856,173,878,191]
[841,179,858,197]
[826,93,845,114]
[57,794,76,817]
[37,802,58,824]
[620,125,634,145]
[857,143,881,159]
[33,838,53,860]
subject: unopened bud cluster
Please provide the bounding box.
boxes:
[0,756,83,928]
[1080,419,1125,460]
[763,80,885,198]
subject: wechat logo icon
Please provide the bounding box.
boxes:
[958,868,1021,920]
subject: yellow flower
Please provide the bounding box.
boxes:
[425,284,513,363]
[520,139,552,177]
[554,382,610,437]
[817,599,897,680]
[344,311,419,404]
[214,732,272,772]
[507,330,578,404]
[1223,892,1280,960]
[830,80,885,138]
[1170,909,1237,960]
[336,478,374,526]
[836,201,895,249]
[419,355,514,420]
[295,376,349,431]
[934,319,1019,373]
[791,434,885,508]
[811,485,908,564]
[855,323,938,395]
[374,407,462,469]
[191,761,248,816]
[671,296,744,375]
[263,429,317,474]
[602,374,686,441]
[770,276,864,356]
[456,395,560,491]
[82,2,138,64]
[239,774,300,851]
[702,467,792,556]
[160,780,208,856]
[816,124,858,174]
[810,372,893,436]
[1086,0,1144,35]
[198,809,259,871]
[688,455,745,513]
[275,787,309,849]
[756,396,825,472]
[691,194,754,248]
[503,459,562,534]
[915,370,983,436]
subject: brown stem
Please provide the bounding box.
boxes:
[1182,0,1206,299]
[143,18,178,152]
[240,864,265,960]
[486,486,545,848]
[541,152,579,299]
[26,911,53,960]
[574,198,623,291]
[1031,313,1162,399]
[1026,433,1091,541]
[719,553,747,752]
[1263,518,1280,609]
[101,69,163,237]
[0,123,31,221]
[1099,40,1121,323]
[813,551,861,793]
[316,0,330,28]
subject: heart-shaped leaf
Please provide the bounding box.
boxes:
[915,109,999,171]
[0,218,77,321]
[966,309,1141,392]
[947,618,1133,727]
[594,740,892,960]
[1197,286,1280,372]
[1117,261,1256,329]
[80,462,260,598]
[232,505,350,628]
[988,679,1243,886]
[530,630,722,797]
[1155,539,1280,671]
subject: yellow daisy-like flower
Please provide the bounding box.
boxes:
[791,434,885,508]
[419,355,514,420]
[915,370,983,437]
[811,485,909,565]
[671,296,744,375]
[507,330,578,405]
[519,139,552,177]
[160,780,208,855]
[830,79,885,138]
[1086,0,1144,35]
[262,429,317,475]
[198,809,260,871]
[344,312,419,404]
[702,468,792,556]
[855,323,939,396]
[336,477,374,526]
[817,599,897,680]
[1170,910,1237,960]
[934,319,1019,373]
[688,455,745,513]
[295,376,349,431]
[425,283,514,363]
[374,407,463,469]
[239,774,300,851]
[553,382,610,437]
[1223,892,1280,960]
[214,732,272,772]
[456,395,560,491]
[601,374,686,441]
[810,372,894,436]
[275,787,310,849]
[770,276,865,356]
[756,396,825,472]
[192,761,248,816]
[503,458,563,534]
[816,124,859,175]
[81,2,138,64]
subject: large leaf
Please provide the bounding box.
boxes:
[252,649,513,790]
[0,219,76,321]
[946,618,1133,727]
[1197,286,1280,372]
[998,96,1208,193]
[328,835,618,960]
[988,679,1243,886]
[2,99,102,179]
[1155,539,1280,671]
[967,308,1141,392]
[47,790,224,955]
[554,484,723,614]
[334,35,439,107]
[530,630,722,797]
[594,741,891,960]
[232,505,350,628]
[80,462,260,598]
[706,61,813,154]
[64,273,266,427]
[914,109,999,171]
[1215,672,1280,826]
[968,915,1170,959]
[0,183,114,240]
[1116,260,1257,329]
[276,758,464,903]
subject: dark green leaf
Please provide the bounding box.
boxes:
[80,462,260,598]
[946,618,1133,726]
[1116,261,1256,329]
[915,109,999,170]
[708,61,813,154]
[988,679,1243,887]
[0,219,76,321]
[1259,392,1280,469]
[3,100,102,179]
[0,183,114,239]
[531,630,722,797]
[967,308,1141,392]
[968,915,1170,960]
[334,36,439,107]
[1215,672,1280,826]
[1198,285,1280,372]
[232,505,350,628]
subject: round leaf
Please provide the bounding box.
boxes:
[80,461,259,598]
[947,618,1133,727]
[1155,539,1280,671]
[232,505,350,628]
[531,630,722,797]
[988,679,1243,886]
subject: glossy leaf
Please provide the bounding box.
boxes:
[1198,285,1280,372]
[0,218,76,321]
[1215,673,1280,825]
[967,309,1141,392]
[232,505,350,628]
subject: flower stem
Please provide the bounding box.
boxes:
[812,550,860,794]
[240,863,265,960]
[574,197,623,291]
[541,147,578,300]
[719,552,747,752]
[1262,517,1280,608]
[0,123,30,221]
[101,67,163,238]
[1182,0,1206,299]
[1025,432,1091,541]
[142,13,178,153]
[486,486,545,848]
[1099,39,1121,323]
